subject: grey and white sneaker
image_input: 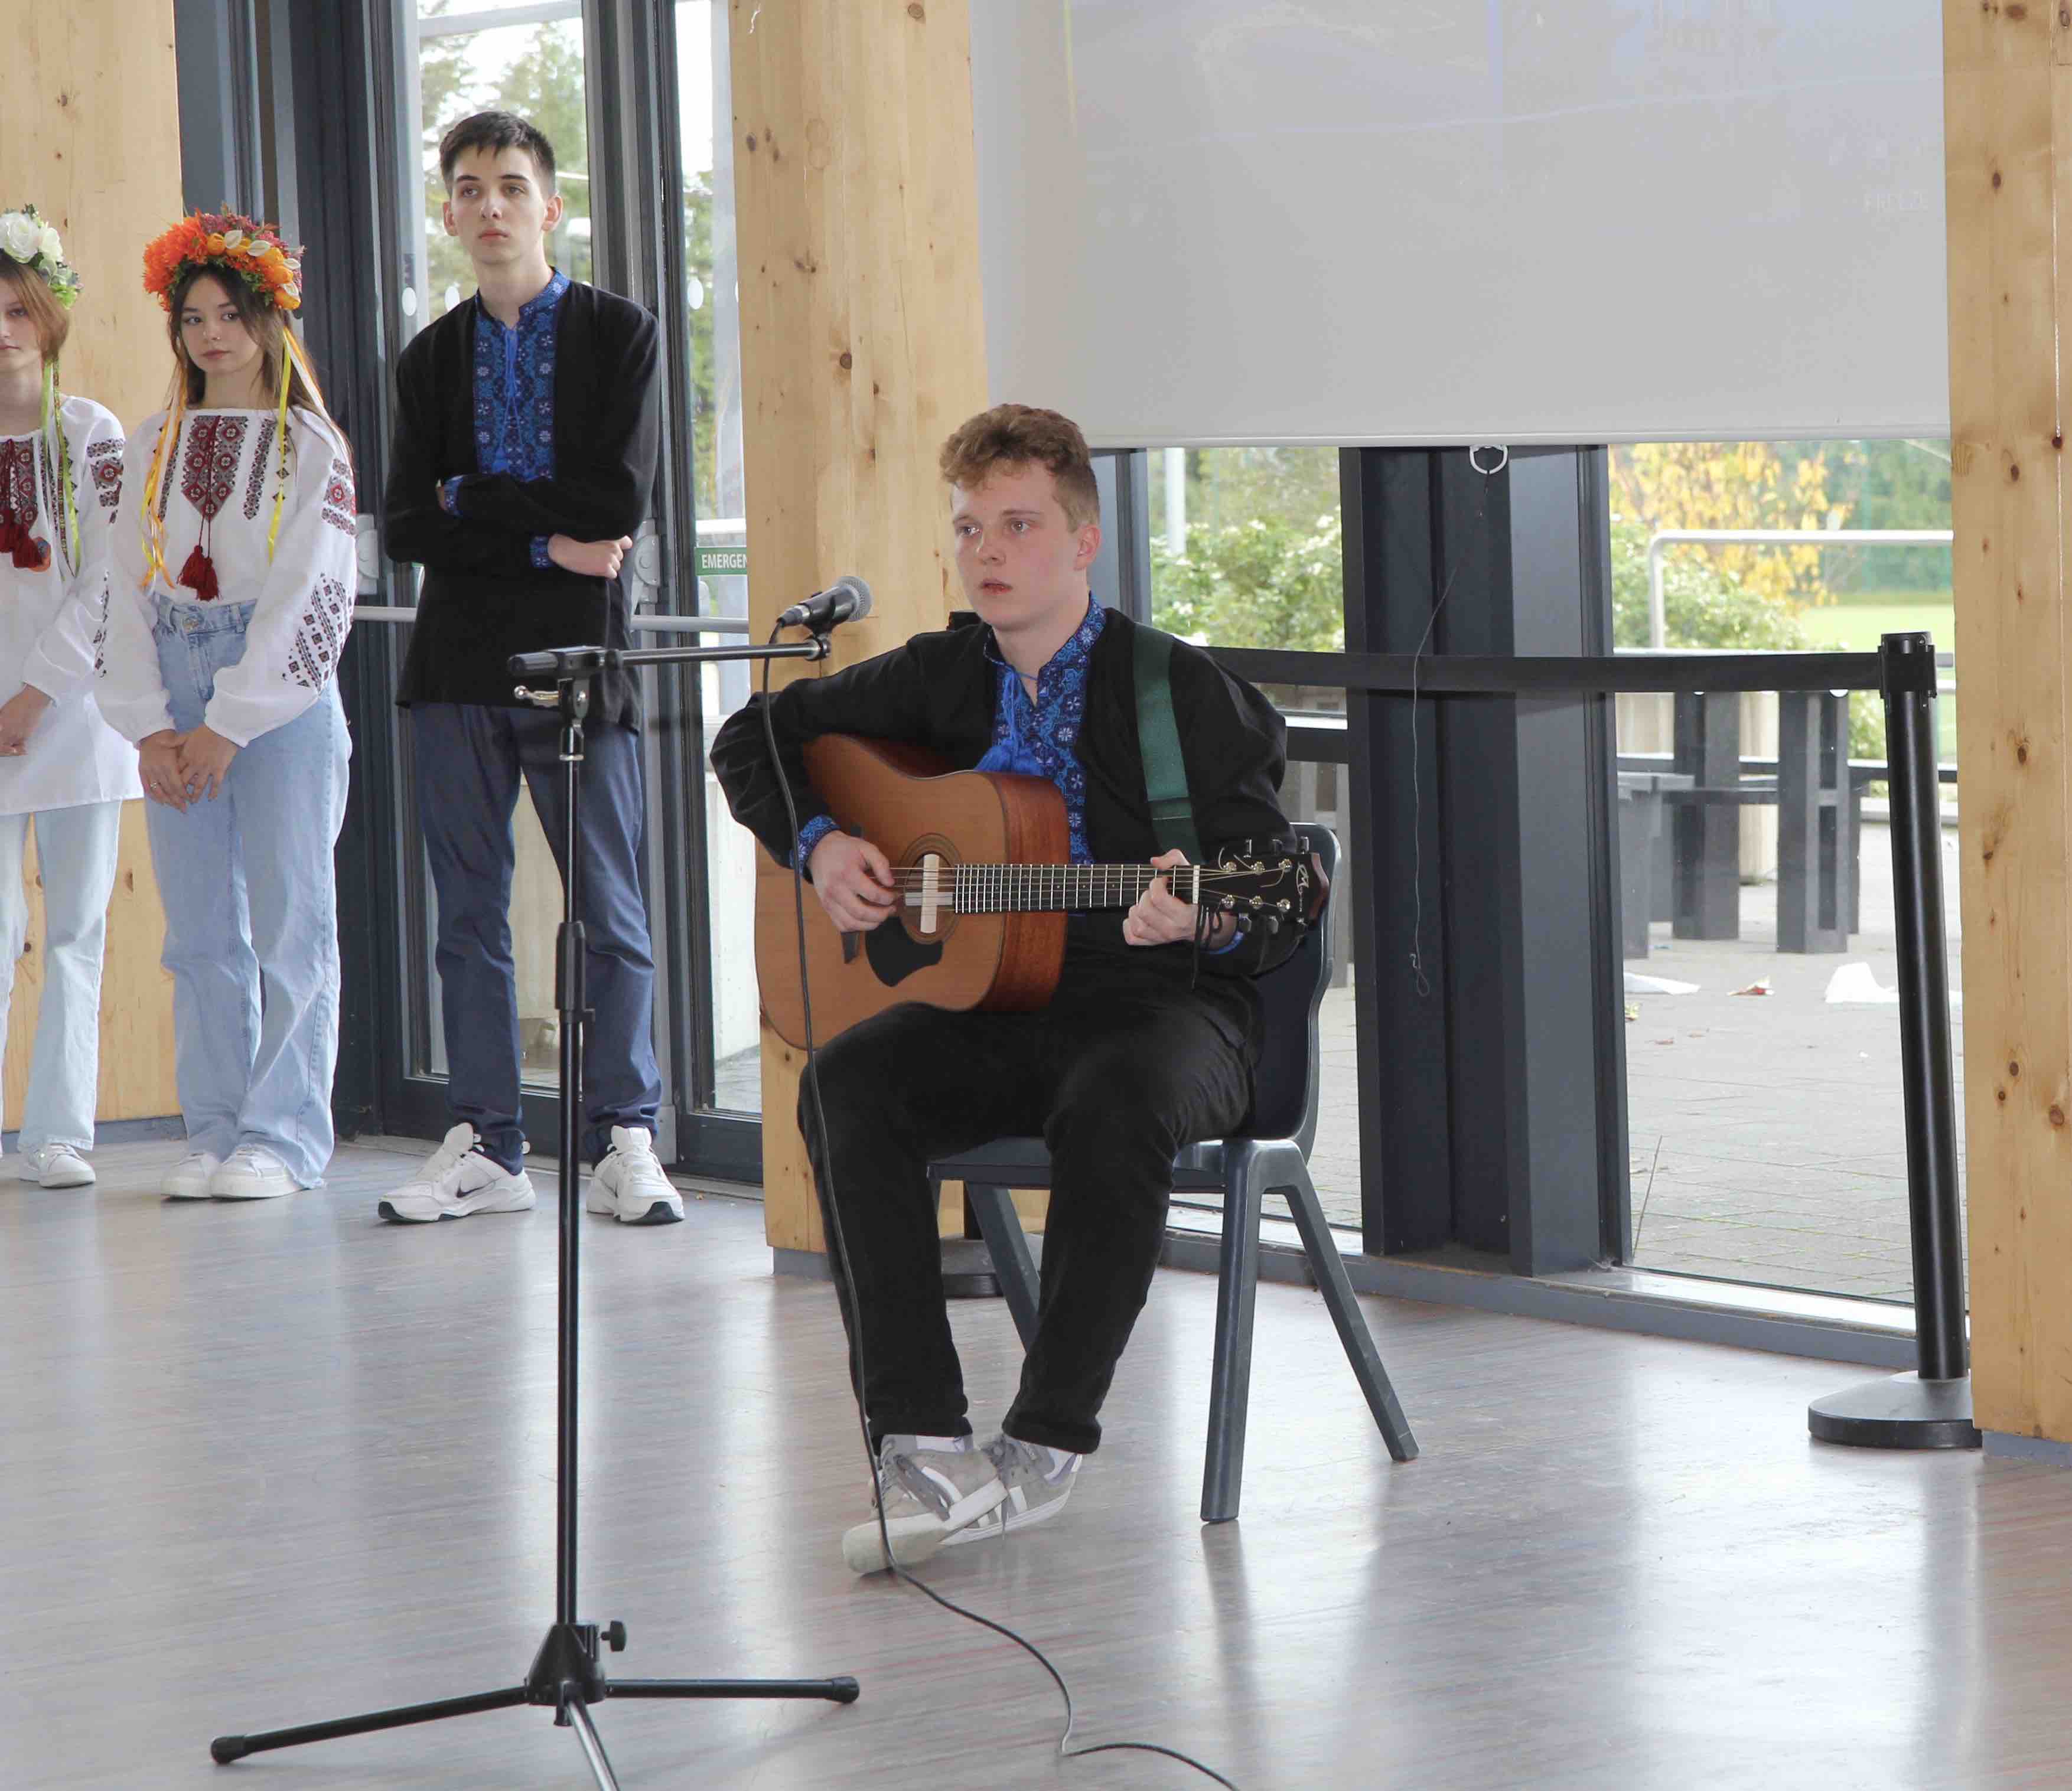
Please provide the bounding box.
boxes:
[585,1125,683,1225]
[18,1143,95,1189]
[209,1144,300,1200]
[377,1124,536,1224]
[944,1434,1082,1549]
[164,1151,223,1201]
[840,1435,1008,1574]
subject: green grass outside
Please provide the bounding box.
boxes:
[1825,587,1953,607]
[1794,596,1958,762]
[1797,599,1954,652]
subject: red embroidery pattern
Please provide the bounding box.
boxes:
[181,415,246,522]
[171,415,248,600]
[320,456,356,535]
[86,438,122,513]
[0,438,47,571]
[0,438,37,531]
[242,420,277,520]
[285,573,349,689]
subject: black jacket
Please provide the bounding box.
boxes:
[384,281,661,728]
[710,609,1301,1040]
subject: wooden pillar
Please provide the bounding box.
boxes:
[0,0,184,1127]
[1947,3,2072,1444]
[729,0,989,1253]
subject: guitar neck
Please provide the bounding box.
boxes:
[949,863,1195,915]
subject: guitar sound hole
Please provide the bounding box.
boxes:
[898,835,959,944]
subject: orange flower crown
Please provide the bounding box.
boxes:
[142,209,303,314]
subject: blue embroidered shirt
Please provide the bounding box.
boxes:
[793,597,1105,872]
[439,267,571,570]
[790,601,1238,953]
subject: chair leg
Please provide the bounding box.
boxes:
[963,1183,1041,1349]
[1282,1171,1418,1462]
[1202,1153,1265,1524]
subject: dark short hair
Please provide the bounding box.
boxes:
[939,404,1100,530]
[439,111,558,195]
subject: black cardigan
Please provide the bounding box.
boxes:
[384,281,661,728]
[710,610,1301,1037]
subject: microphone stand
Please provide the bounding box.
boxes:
[211,632,848,1789]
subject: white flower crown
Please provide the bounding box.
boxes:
[0,205,80,309]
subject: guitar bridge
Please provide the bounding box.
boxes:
[901,852,947,935]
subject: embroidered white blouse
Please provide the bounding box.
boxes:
[0,395,143,817]
[102,405,356,748]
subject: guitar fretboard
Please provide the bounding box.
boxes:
[953,863,1196,915]
[878,862,1230,915]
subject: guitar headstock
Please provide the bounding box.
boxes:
[1203,836,1328,934]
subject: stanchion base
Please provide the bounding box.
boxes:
[1808,1371,1980,1450]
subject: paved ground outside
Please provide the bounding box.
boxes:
[1299,814,1957,1303]
[716,815,1954,1306]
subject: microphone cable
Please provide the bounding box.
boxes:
[757,634,1243,1791]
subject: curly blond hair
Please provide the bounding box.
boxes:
[939,404,1099,530]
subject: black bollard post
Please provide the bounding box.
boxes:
[1808,632,1978,1447]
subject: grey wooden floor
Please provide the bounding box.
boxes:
[5,1135,2070,1791]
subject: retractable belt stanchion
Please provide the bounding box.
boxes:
[1807,631,1979,1450]
[211,632,852,1789]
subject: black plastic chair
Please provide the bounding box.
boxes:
[927,823,1418,1523]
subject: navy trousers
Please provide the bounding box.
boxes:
[411,703,662,1168]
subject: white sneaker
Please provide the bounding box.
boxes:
[209,1144,300,1201]
[840,1436,1006,1574]
[164,1151,223,1201]
[378,1123,537,1224]
[585,1125,683,1225]
[944,1435,1082,1549]
[18,1143,95,1189]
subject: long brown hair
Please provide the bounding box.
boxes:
[168,265,320,410]
[0,255,70,367]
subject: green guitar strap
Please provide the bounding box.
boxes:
[1133,622,1203,864]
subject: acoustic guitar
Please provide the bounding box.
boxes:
[753,734,1321,1048]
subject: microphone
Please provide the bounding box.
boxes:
[777,575,872,632]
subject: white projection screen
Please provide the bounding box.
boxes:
[970,2,1950,447]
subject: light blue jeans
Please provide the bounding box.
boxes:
[0,799,123,1153]
[144,596,348,1185]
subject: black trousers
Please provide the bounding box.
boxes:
[800,960,1255,1456]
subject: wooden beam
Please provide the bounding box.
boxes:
[729,0,989,1252]
[1947,0,2072,1442]
[0,0,185,1127]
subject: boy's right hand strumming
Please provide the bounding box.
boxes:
[807,830,898,934]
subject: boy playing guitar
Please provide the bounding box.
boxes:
[712,405,1297,1573]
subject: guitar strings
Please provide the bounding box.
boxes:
[758,642,1243,1791]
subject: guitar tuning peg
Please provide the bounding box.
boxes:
[1262,914,1282,935]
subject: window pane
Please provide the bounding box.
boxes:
[1611,438,1958,1301]
[1147,446,1344,654]
[408,4,593,1092]
[679,0,761,1114]
[416,9,593,327]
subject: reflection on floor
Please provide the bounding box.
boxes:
[5,1134,2068,1790]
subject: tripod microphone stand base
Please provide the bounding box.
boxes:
[211,642,858,1786]
[210,1621,859,1785]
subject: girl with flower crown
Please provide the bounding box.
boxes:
[0,208,140,1192]
[101,211,354,1203]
